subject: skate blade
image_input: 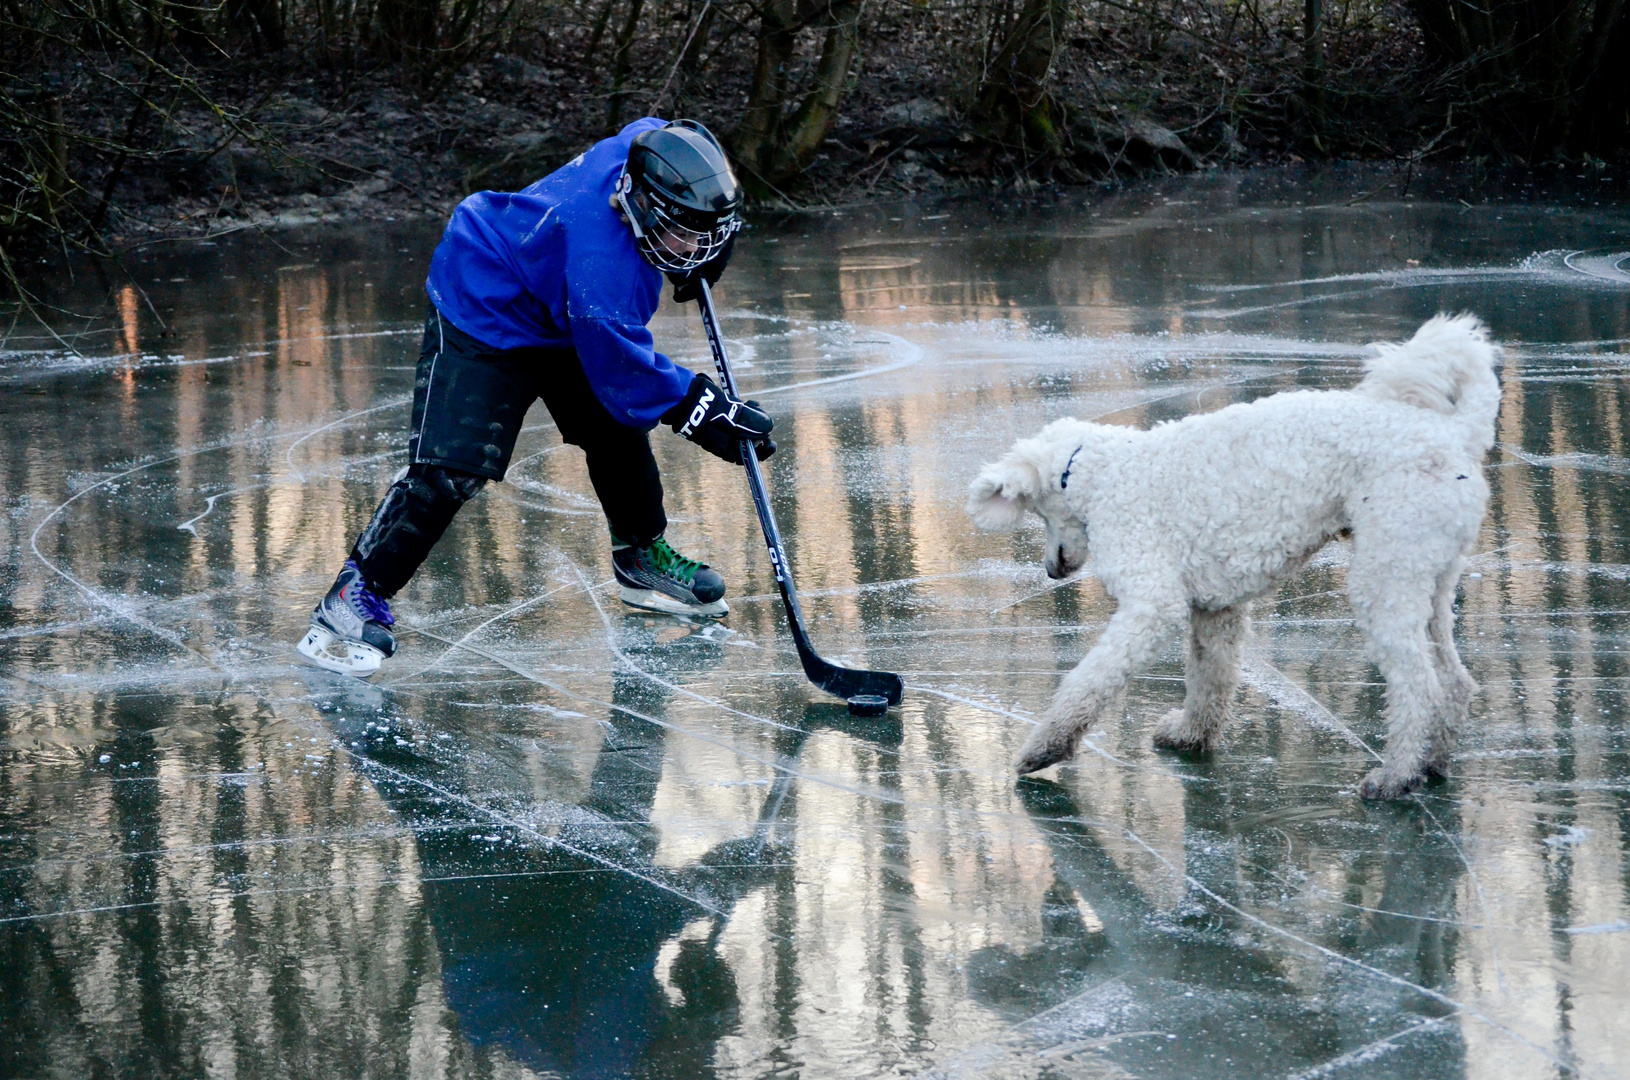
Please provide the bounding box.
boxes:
[297,625,385,678]
[618,585,728,618]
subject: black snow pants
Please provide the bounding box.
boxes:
[350,307,667,597]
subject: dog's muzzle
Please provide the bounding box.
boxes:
[1046,545,1079,579]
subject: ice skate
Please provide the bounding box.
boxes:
[612,533,728,617]
[297,559,398,677]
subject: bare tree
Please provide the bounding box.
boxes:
[732,0,864,191]
[970,0,1070,159]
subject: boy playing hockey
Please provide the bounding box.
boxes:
[298,118,774,677]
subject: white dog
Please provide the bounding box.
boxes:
[967,315,1500,799]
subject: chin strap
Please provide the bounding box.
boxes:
[1060,444,1084,490]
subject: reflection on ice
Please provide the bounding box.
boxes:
[2,174,1630,1078]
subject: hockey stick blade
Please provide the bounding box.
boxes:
[799,644,905,704]
[696,281,903,708]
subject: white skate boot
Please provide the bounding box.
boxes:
[297,560,397,677]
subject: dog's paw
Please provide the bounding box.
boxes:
[1422,754,1452,781]
[1015,726,1078,775]
[1358,768,1425,800]
[1151,709,1213,754]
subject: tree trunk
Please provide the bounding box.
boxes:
[164,0,210,53]
[1299,0,1325,152]
[375,0,440,63]
[227,0,286,51]
[603,0,647,133]
[584,0,619,62]
[43,95,69,208]
[93,0,130,41]
[670,0,716,110]
[764,0,860,179]
[971,0,1069,157]
[734,0,863,190]
[733,0,798,181]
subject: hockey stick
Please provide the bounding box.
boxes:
[696,280,903,711]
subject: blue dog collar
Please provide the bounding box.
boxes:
[1060,444,1083,490]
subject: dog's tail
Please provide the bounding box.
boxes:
[1357,313,1501,455]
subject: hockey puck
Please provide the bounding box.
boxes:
[847,694,890,717]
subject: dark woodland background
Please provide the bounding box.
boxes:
[2,0,1628,262]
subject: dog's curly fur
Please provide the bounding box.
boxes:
[968,315,1500,799]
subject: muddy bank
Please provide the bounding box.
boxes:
[78,71,1235,244]
[6,0,1450,253]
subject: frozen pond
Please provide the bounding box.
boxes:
[3,171,1630,1079]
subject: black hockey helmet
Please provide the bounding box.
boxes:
[617,119,742,273]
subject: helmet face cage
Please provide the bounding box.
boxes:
[618,168,740,274]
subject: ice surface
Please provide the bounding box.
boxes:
[3,178,1630,1079]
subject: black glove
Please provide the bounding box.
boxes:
[662,371,775,464]
[668,233,734,304]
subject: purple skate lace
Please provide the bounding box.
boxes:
[343,560,395,626]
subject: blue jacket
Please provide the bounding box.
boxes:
[425,118,693,427]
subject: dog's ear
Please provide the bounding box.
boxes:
[967,451,1042,531]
